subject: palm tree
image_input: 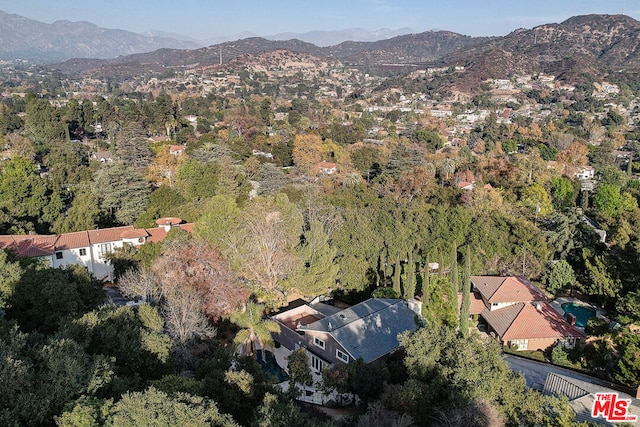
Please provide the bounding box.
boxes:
[440,158,456,185]
[231,302,281,356]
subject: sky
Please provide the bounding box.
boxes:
[0,0,638,40]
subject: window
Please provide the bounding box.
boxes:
[313,337,325,349]
[55,252,63,260]
[100,243,112,255]
[336,349,349,363]
[79,248,87,256]
[311,354,325,373]
[511,339,528,350]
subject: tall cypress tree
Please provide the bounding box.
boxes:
[404,249,415,299]
[460,245,471,337]
[450,242,459,320]
[422,252,430,306]
[393,252,401,296]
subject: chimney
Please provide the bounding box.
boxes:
[407,298,423,316]
[566,313,576,326]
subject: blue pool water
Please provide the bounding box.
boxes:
[561,302,596,328]
[256,350,288,383]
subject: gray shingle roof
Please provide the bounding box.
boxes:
[300,298,419,363]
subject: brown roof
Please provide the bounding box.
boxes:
[317,161,337,169]
[457,291,486,315]
[0,235,57,257]
[120,229,149,239]
[87,226,134,244]
[55,231,90,250]
[472,276,547,304]
[482,302,585,341]
[144,227,168,244]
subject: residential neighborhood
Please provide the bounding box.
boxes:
[2,6,640,427]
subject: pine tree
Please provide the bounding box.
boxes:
[460,245,471,338]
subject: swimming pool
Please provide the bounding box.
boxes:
[256,349,288,383]
[561,302,596,328]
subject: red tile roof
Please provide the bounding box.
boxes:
[55,231,90,250]
[482,302,585,341]
[317,161,337,169]
[120,229,149,239]
[472,276,548,304]
[457,291,486,315]
[87,226,134,244]
[1,222,195,258]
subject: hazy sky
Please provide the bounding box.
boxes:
[0,0,638,40]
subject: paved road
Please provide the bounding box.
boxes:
[504,354,627,393]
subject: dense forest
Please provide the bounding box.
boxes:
[1,60,639,425]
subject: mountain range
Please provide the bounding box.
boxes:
[2,10,640,88]
[0,10,414,62]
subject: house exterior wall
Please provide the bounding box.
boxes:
[273,320,305,351]
[301,330,350,366]
[507,337,558,352]
[52,247,93,272]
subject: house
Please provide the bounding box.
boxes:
[317,161,337,175]
[271,298,420,374]
[90,151,113,163]
[462,276,584,351]
[169,145,186,156]
[0,218,192,281]
[574,166,595,180]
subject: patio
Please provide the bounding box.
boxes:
[549,296,608,330]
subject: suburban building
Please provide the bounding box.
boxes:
[317,161,337,175]
[271,298,420,374]
[0,218,192,281]
[460,276,585,351]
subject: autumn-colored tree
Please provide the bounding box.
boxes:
[152,240,249,321]
[557,141,589,171]
[232,194,304,304]
[292,134,323,175]
[147,148,182,187]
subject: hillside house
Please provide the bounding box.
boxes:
[460,276,585,351]
[317,161,337,175]
[0,218,192,281]
[271,298,420,374]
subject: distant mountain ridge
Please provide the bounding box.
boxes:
[3,10,640,89]
[0,10,199,61]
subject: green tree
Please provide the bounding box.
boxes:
[230,302,281,356]
[0,249,22,308]
[175,158,219,201]
[286,349,312,398]
[459,245,471,337]
[105,387,237,427]
[92,162,150,225]
[540,260,575,295]
[52,189,102,233]
[399,325,576,426]
[614,331,640,388]
[403,250,415,299]
[7,264,103,334]
[550,177,576,209]
[592,183,637,217]
[295,220,338,298]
